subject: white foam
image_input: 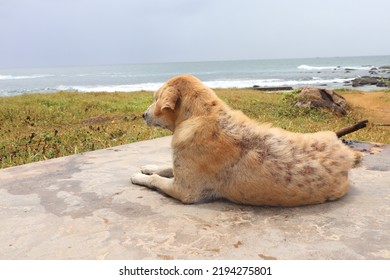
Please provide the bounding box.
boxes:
[206,78,353,88]
[56,83,164,93]
[344,65,373,70]
[204,79,282,89]
[298,64,373,71]
[285,78,350,86]
[55,77,354,93]
[0,74,53,80]
[298,65,338,70]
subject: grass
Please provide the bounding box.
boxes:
[215,88,390,143]
[1,89,389,169]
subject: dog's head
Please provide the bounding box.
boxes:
[142,75,220,132]
[142,79,180,131]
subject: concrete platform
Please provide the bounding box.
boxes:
[0,136,389,260]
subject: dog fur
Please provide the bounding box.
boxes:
[131,75,360,206]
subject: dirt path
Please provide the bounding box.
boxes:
[342,91,390,124]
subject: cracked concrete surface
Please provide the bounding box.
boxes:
[0,136,389,259]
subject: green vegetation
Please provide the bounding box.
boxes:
[0,91,169,168]
[214,88,389,143]
[1,89,389,169]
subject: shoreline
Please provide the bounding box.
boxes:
[0,83,388,97]
[1,55,389,97]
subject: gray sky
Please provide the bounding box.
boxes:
[1,0,389,68]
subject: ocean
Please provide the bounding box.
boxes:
[1,55,389,97]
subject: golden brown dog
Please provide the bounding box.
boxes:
[131,75,360,206]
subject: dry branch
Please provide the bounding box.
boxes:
[336,119,369,138]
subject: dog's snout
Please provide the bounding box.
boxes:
[142,112,146,120]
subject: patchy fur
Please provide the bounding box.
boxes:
[131,75,360,206]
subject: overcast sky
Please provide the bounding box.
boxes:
[1,0,389,68]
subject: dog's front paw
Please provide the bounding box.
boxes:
[131,173,155,189]
[141,164,160,175]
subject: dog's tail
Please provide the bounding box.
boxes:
[335,120,367,168]
[352,150,363,168]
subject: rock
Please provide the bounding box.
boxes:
[352,76,380,87]
[352,76,390,87]
[377,80,389,87]
[379,65,390,69]
[295,87,349,116]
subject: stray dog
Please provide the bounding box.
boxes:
[131,75,360,206]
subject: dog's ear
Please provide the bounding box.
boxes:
[160,86,179,111]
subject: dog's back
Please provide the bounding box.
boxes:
[173,96,359,206]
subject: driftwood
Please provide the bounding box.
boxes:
[253,86,293,91]
[336,119,368,138]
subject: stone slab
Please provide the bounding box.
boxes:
[0,136,389,259]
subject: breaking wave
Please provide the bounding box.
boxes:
[56,83,164,93]
[53,77,353,93]
[0,74,54,80]
[298,64,373,71]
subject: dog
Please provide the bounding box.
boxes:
[131,75,360,206]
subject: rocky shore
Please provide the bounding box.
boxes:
[251,64,390,91]
[351,66,390,88]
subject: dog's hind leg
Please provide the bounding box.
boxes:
[140,164,173,178]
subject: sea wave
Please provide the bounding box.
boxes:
[298,65,338,70]
[206,78,354,89]
[205,79,282,89]
[0,74,54,80]
[56,83,164,92]
[56,79,285,93]
[285,77,354,86]
[298,64,373,71]
[53,77,353,93]
[0,77,356,96]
